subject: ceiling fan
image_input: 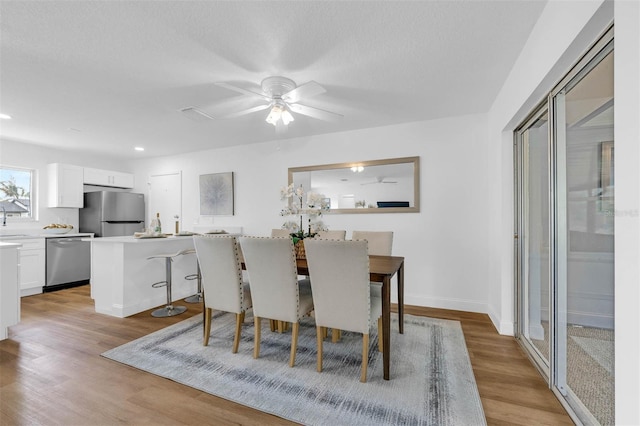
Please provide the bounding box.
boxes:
[361,177,398,185]
[181,76,342,133]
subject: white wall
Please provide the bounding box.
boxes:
[613,0,640,423]
[130,114,491,314]
[487,0,612,333]
[487,0,640,423]
[0,138,134,232]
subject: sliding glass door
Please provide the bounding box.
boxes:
[515,109,551,375]
[552,41,614,425]
[516,29,614,425]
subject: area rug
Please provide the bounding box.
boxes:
[102,312,486,426]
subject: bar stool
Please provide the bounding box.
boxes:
[148,250,188,317]
[182,249,203,303]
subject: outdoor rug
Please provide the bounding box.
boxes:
[102,312,486,426]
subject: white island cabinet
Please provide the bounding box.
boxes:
[1,242,21,340]
[14,238,45,296]
[86,236,198,317]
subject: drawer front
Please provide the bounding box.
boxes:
[16,238,46,250]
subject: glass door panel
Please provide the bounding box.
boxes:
[517,110,551,371]
[554,47,614,426]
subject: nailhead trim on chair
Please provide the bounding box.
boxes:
[350,239,372,328]
[240,236,304,318]
[286,238,302,316]
[201,234,246,310]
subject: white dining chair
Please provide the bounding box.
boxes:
[332,230,392,343]
[314,230,346,240]
[193,235,252,353]
[351,231,393,255]
[239,236,314,367]
[304,239,382,382]
[351,231,393,301]
[270,229,291,238]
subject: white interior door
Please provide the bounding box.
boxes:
[148,172,182,234]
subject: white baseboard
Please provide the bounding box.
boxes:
[20,286,43,297]
[528,323,545,340]
[487,305,514,336]
[403,294,488,315]
[567,310,614,329]
[403,295,516,335]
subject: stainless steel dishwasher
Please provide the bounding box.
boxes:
[45,236,91,291]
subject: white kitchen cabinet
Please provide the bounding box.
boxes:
[15,238,45,296]
[84,167,134,188]
[47,163,84,208]
[1,243,21,339]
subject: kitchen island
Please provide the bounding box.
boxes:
[86,236,198,318]
[1,242,21,339]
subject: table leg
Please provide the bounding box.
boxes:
[202,293,206,335]
[382,275,391,380]
[398,261,404,334]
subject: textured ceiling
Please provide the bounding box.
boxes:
[0,1,547,159]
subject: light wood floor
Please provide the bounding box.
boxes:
[0,285,572,425]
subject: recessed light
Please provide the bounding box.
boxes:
[0,113,12,120]
[134,147,145,151]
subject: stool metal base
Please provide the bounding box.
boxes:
[151,305,187,318]
[184,293,203,303]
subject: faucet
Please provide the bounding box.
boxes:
[2,206,6,226]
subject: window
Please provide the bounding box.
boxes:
[0,165,34,219]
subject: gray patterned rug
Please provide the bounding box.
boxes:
[102,312,486,426]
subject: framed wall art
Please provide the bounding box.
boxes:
[199,172,234,215]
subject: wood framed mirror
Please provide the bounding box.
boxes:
[288,156,419,214]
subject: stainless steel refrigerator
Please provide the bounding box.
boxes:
[80,191,145,237]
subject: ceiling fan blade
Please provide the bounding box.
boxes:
[288,103,343,122]
[219,103,270,119]
[180,107,217,121]
[282,81,326,103]
[215,82,271,102]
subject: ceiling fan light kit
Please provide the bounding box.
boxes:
[189,75,343,131]
[265,100,294,127]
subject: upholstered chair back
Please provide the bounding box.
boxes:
[239,236,304,323]
[351,231,393,256]
[314,230,347,240]
[304,239,375,334]
[193,235,250,314]
[270,229,291,238]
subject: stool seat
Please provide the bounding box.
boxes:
[146,249,189,261]
[148,250,188,318]
[180,249,203,304]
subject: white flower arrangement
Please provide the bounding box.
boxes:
[280,183,329,238]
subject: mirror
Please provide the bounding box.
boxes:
[288,156,419,214]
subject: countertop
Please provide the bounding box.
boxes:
[85,235,198,244]
[0,232,94,240]
[0,241,22,248]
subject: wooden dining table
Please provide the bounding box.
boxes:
[295,255,405,380]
